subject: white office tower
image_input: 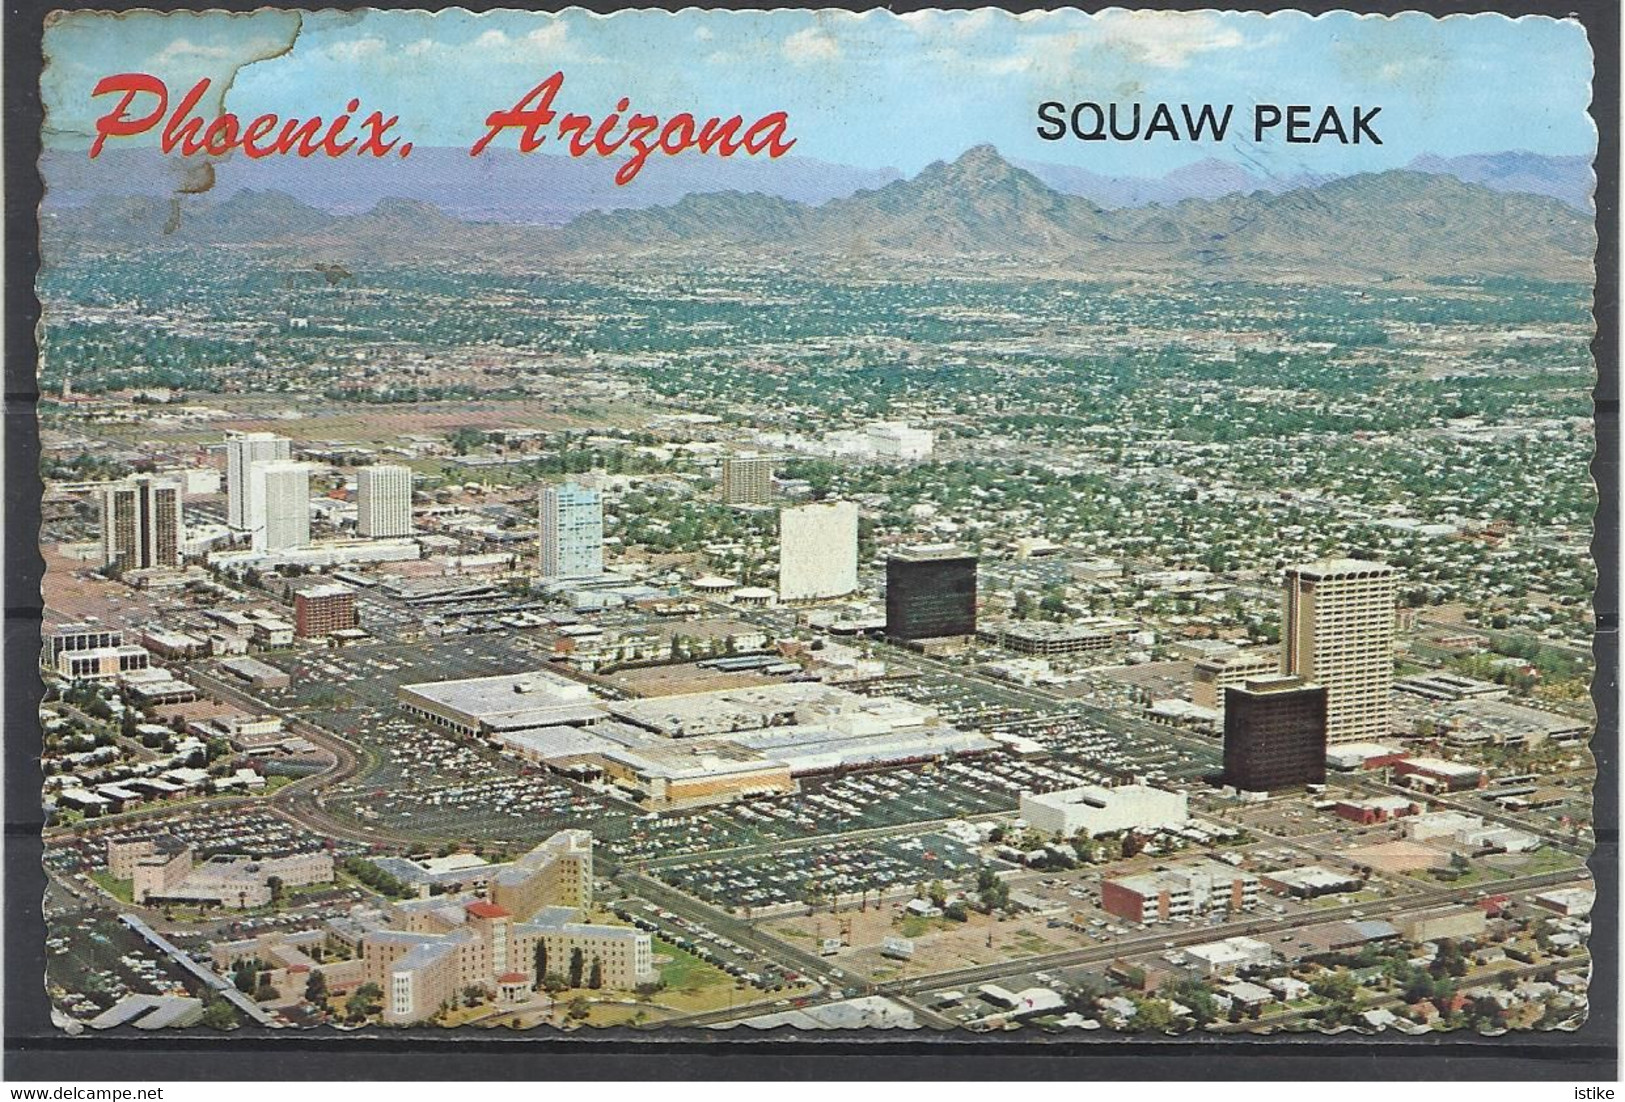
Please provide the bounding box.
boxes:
[100,476,182,570]
[1282,558,1397,745]
[778,501,859,602]
[357,464,414,538]
[225,431,291,530]
[248,460,312,553]
[539,481,604,579]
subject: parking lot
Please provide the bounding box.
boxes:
[46,912,197,1020]
[656,829,992,912]
[608,902,806,992]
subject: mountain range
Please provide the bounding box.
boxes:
[41,145,1593,223]
[42,144,1594,280]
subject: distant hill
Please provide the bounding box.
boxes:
[1019,150,1592,212]
[548,145,1593,277]
[39,146,903,224]
[1406,151,1594,212]
[41,145,1594,280]
[1015,156,1333,209]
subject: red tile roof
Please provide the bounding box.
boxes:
[465,901,511,919]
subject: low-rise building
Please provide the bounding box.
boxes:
[1394,906,1488,943]
[1019,784,1189,837]
[1101,859,1260,924]
[355,831,655,1025]
[56,644,150,681]
[107,835,331,907]
[1184,936,1274,977]
[1258,865,1364,898]
[1333,795,1418,824]
[1392,757,1483,792]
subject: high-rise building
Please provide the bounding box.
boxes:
[1192,650,1280,719]
[356,464,413,538]
[294,583,360,639]
[225,431,291,530]
[885,546,978,641]
[720,456,775,505]
[248,460,311,553]
[100,476,182,570]
[539,482,603,579]
[778,501,859,602]
[1222,675,1328,792]
[1282,558,1397,745]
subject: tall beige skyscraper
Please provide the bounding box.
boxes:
[357,464,413,538]
[721,455,775,505]
[100,476,181,570]
[225,431,291,529]
[1281,558,1397,745]
[778,501,859,602]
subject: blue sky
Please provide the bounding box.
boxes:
[42,8,1595,180]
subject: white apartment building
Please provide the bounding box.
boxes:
[539,482,604,579]
[356,464,414,538]
[1282,558,1397,744]
[778,501,859,602]
[225,432,291,530]
[248,460,312,552]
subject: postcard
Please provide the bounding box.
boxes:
[34,6,1599,1037]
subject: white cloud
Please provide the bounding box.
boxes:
[1095,11,1247,69]
[694,26,714,42]
[322,36,387,63]
[149,36,289,67]
[469,22,587,61]
[783,26,839,65]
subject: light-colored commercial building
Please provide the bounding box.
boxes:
[1184,936,1275,977]
[721,455,775,505]
[1101,860,1260,925]
[356,464,414,538]
[539,482,603,580]
[1282,558,1397,744]
[101,476,182,570]
[867,422,934,460]
[397,669,605,737]
[56,644,150,681]
[983,618,1138,656]
[225,431,291,530]
[248,460,312,552]
[1019,784,1189,837]
[108,835,331,906]
[778,501,859,602]
[47,624,122,662]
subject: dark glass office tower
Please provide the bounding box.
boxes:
[886,547,978,641]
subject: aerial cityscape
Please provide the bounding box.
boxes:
[34,8,1597,1038]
